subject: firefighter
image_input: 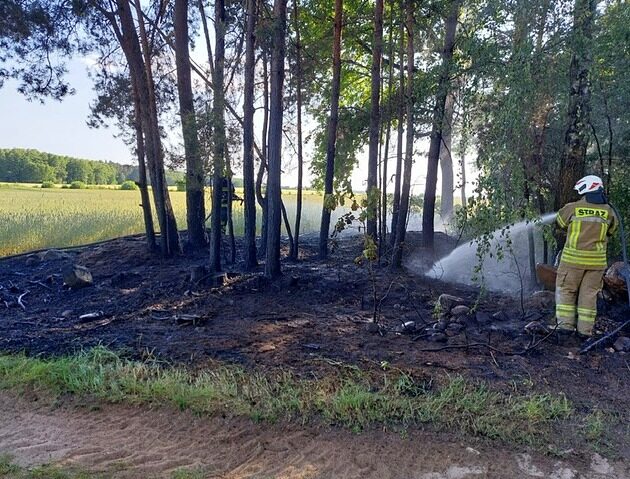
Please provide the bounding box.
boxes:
[555,175,618,338]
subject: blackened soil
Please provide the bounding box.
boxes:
[0,232,628,457]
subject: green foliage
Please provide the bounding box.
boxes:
[176,179,186,192]
[120,180,138,191]
[69,181,87,189]
[0,148,120,185]
[41,181,55,188]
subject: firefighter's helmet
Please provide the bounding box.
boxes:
[574,175,604,195]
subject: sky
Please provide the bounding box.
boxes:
[0,55,473,198]
[0,59,132,164]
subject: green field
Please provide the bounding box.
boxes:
[0,184,346,257]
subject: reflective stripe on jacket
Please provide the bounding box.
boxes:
[556,198,618,269]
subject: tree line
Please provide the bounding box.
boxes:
[1,0,628,275]
[0,148,185,186]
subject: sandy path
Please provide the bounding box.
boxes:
[0,392,627,479]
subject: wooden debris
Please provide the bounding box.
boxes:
[17,291,29,311]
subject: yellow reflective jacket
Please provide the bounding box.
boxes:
[556,198,618,269]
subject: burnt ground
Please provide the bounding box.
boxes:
[0,232,629,458]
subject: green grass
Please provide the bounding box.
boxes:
[0,347,575,447]
[0,454,104,479]
[0,186,339,257]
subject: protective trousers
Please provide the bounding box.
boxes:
[555,263,603,336]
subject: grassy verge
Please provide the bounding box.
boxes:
[0,454,98,479]
[0,453,206,479]
[0,347,578,448]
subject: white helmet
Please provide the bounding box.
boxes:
[574,175,603,195]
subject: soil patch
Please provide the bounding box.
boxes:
[1,391,627,479]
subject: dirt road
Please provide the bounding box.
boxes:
[0,392,627,479]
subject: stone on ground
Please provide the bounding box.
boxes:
[63,265,93,289]
[612,336,630,353]
[437,294,466,313]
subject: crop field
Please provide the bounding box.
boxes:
[0,184,341,257]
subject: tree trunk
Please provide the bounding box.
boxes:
[264,0,287,279]
[290,0,304,261]
[390,3,405,247]
[460,148,467,207]
[421,0,460,250]
[197,0,215,79]
[117,0,180,256]
[439,90,455,223]
[242,0,258,270]
[366,0,384,241]
[131,80,156,251]
[555,0,597,209]
[227,175,236,263]
[257,49,270,258]
[210,0,226,272]
[380,0,394,255]
[391,0,414,268]
[174,0,206,249]
[318,0,343,259]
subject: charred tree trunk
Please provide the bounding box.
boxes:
[439,90,455,223]
[391,0,414,268]
[555,0,597,209]
[290,0,304,261]
[131,81,156,251]
[318,0,343,259]
[366,0,384,241]
[174,0,206,249]
[243,0,258,270]
[421,0,460,250]
[390,3,405,246]
[210,0,226,272]
[264,0,287,279]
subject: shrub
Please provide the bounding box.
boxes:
[70,181,87,189]
[41,181,55,188]
[176,179,186,192]
[120,180,138,191]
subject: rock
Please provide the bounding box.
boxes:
[40,249,70,261]
[428,332,448,343]
[434,319,449,331]
[529,290,555,310]
[394,321,417,334]
[437,294,466,313]
[451,305,471,317]
[524,321,549,335]
[475,311,492,325]
[613,336,630,352]
[365,322,380,334]
[492,311,509,322]
[63,265,93,289]
[25,255,40,267]
[604,262,629,299]
[446,322,464,336]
